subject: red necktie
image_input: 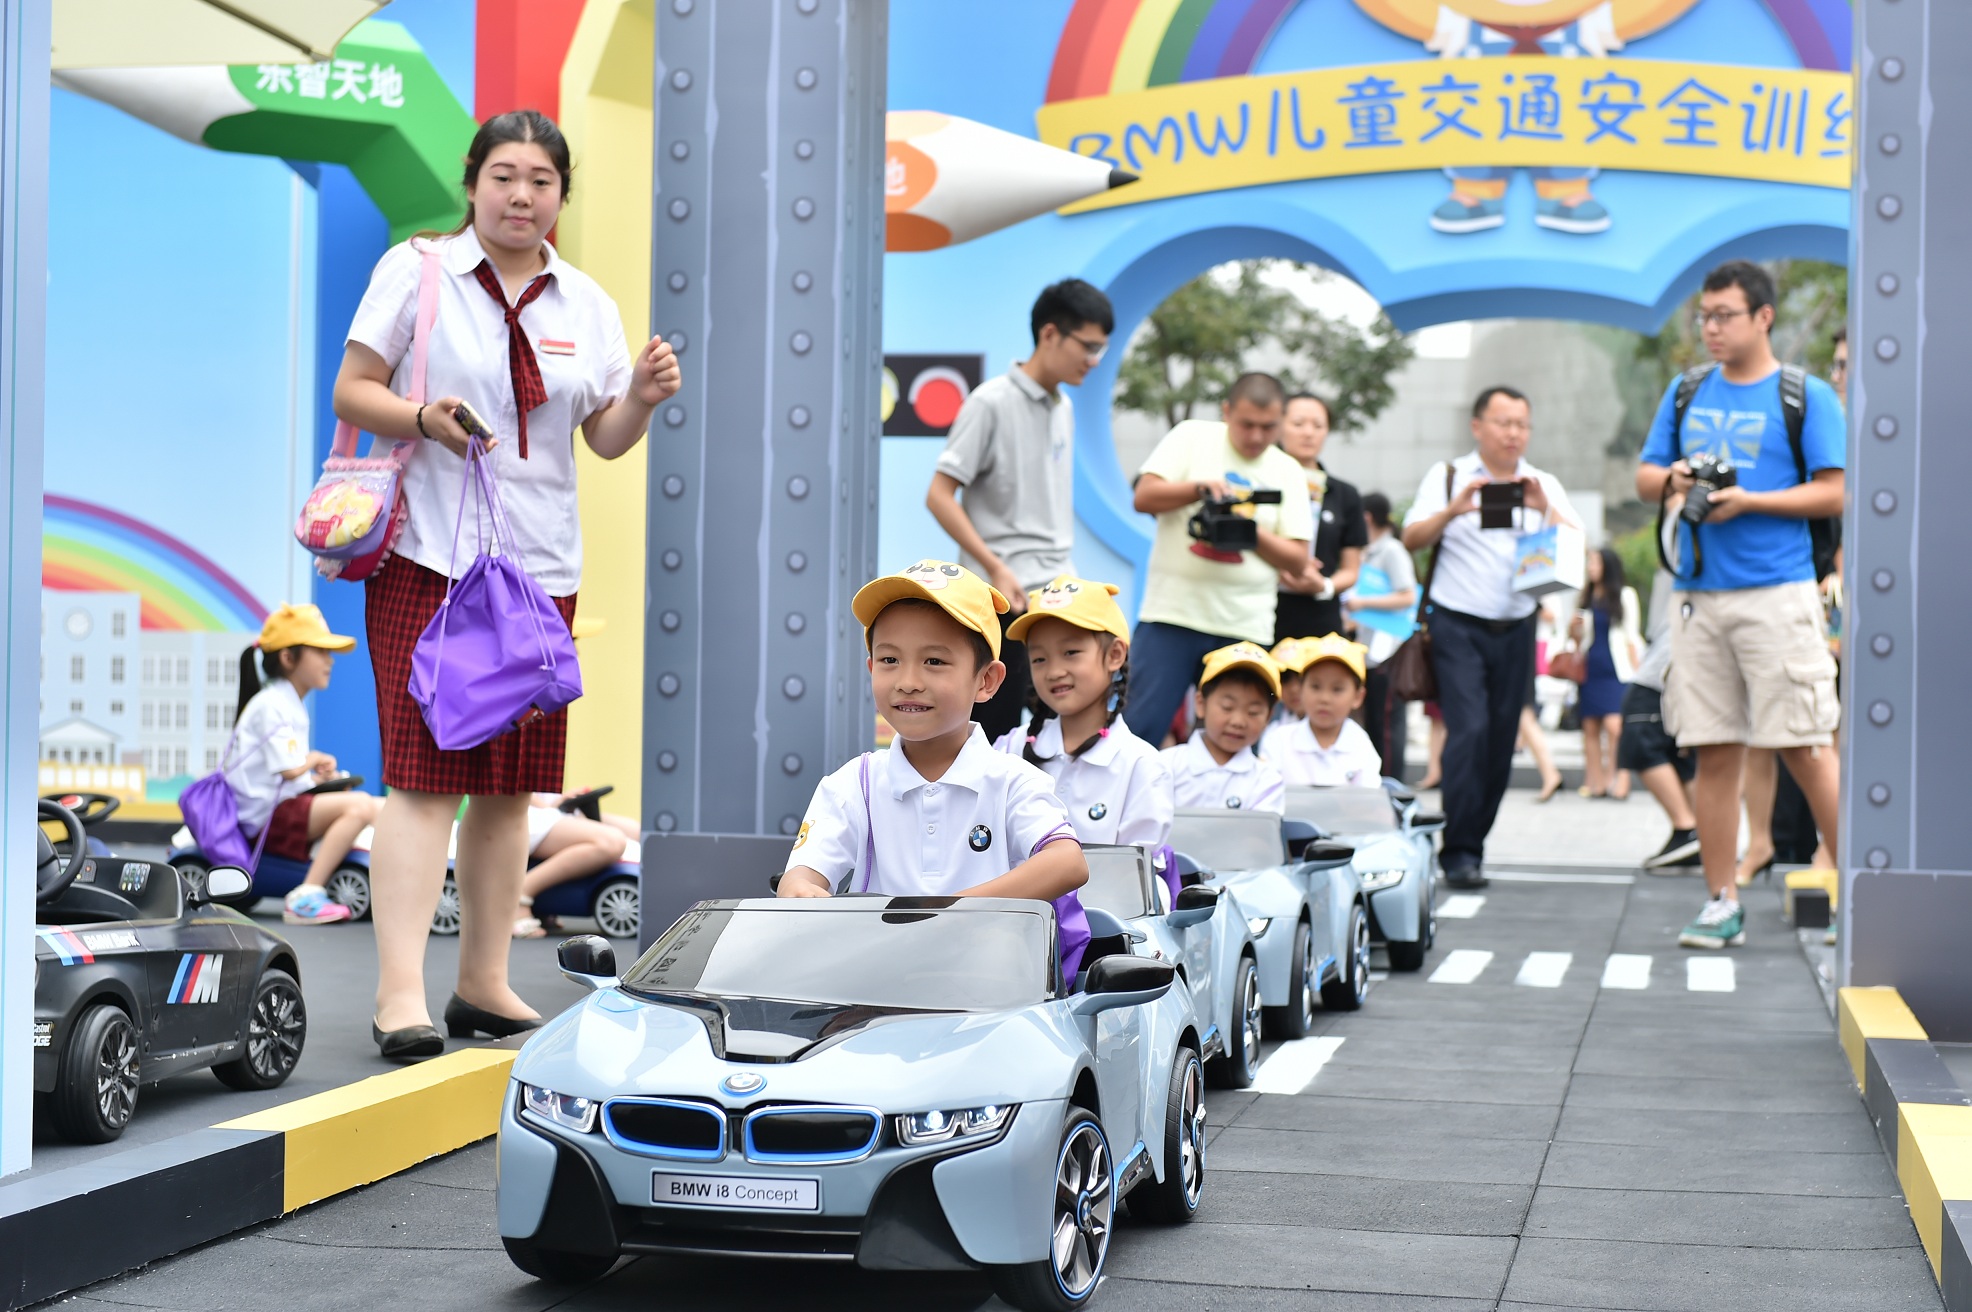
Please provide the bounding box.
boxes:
[471,261,551,459]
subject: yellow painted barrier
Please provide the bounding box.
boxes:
[221,1046,517,1212]
[1837,986,1927,1088]
[1897,1102,1972,1278]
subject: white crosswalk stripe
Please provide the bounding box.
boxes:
[1600,954,1653,990]
[1686,956,1737,992]
[1513,951,1572,988]
[1251,1037,1347,1095]
[1428,949,1494,984]
[1437,894,1486,919]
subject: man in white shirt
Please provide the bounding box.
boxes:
[1403,387,1580,887]
[1124,373,1316,744]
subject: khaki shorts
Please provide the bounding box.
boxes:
[1663,581,1839,749]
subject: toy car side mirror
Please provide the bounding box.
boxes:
[1282,818,1324,859]
[1409,811,1447,831]
[1168,849,1207,887]
[1166,884,1220,930]
[1073,955,1176,1015]
[558,934,619,991]
[1382,778,1417,805]
[201,867,252,903]
[1302,840,1356,867]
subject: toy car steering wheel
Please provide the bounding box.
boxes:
[43,790,120,828]
[37,797,88,904]
[306,773,364,794]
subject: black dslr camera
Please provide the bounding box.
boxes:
[1681,452,1738,524]
[1188,488,1283,552]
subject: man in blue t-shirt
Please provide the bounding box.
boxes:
[1637,261,1845,953]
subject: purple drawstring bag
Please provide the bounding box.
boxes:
[408,440,582,752]
[179,726,283,872]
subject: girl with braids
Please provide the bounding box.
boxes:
[994,576,1175,855]
[223,605,383,925]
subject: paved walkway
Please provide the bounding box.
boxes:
[38,803,1942,1311]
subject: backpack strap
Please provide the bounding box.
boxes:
[856,752,875,894]
[1670,361,1718,445]
[1777,363,1840,581]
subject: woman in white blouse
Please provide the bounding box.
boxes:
[332,110,681,1060]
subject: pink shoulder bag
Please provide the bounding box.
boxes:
[296,241,441,582]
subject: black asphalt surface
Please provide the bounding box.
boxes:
[35,869,1945,1310]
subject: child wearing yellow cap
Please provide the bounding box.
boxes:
[779,561,1091,968]
[1265,634,1384,788]
[226,604,383,924]
[1160,643,1286,813]
[997,575,1175,852]
[1267,636,1313,727]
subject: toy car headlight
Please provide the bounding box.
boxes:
[897,1103,1016,1146]
[520,1083,599,1134]
[1358,868,1407,893]
[1246,916,1272,938]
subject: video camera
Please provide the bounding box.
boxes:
[1187,488,1283,552]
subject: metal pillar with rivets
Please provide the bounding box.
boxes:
[1842,0,1972,1039]
[640,0,887,894]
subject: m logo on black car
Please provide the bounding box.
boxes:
[968,825,992,852]
[1088,803,1107,821]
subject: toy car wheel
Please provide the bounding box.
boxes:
[1387,883,1433,971]
[989,1108,1112,1312]
[1386,934,1427,972]
[213,968,307,1091]
[431,875,461,936]
[1127,1046,1206,1223]
[1265,920,1317,1039]
[324,865,372,921]
[500,1237,617,1284]
[1321,902,1371,1012]
[590,876,640,940]
[51,1003,140,1143]
[1207,954,1261,1089]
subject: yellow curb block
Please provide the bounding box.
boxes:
[1784,867,1838,921]
[220,1047,516,1212]
[1899,1102,1972,1279]
[1839,985,1927,1088]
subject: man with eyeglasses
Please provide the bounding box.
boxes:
[1636,260,1845,952]
[1403,386,1581,888]
[929,278,1114,741]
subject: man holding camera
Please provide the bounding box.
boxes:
[1636,260,1845,950]
[1124,372,1316,744]
[1404,386,1581,888]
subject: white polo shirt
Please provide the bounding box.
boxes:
[993,717,1174,848]
[787,726,1077,896]
[223,681,311,834]
[1403,450,1579,622]
[934,366,1076,593]
[1160,734,1285,814]
[1263,717,1383,788]
[346,227,634,596]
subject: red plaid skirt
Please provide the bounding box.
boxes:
[259,795,315,863]
[366,558,578,796]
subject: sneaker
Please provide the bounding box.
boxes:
[284,884,353,925]
[1643,828,1702,871]
[1678,899,1745,949]
[1534,195,1612,233]
[1430,195,1505,234]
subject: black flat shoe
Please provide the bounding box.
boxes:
[373,1020,445,1062]
[445,993,544,1040]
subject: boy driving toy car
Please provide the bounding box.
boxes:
[1264,633,1383,787]
[1161,643,1287,813]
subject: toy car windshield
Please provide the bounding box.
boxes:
[1284,786,1399,835]
[1080,845,1157,919]
[620,900,1053,1012]
[1170,809,1285,872]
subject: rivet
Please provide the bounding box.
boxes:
[1871,568,1894,592]
[657,751,678,772]
[1874,415,1898,440]
[789,406,812,428]
[661,548,683,571]
[1868,783,1891,806]
[662,474,686,499]
[668,271,687,292]
[660,610,681,632]
[795,139,815,161]
[656,811,677,833]
[670,69,692,92]
[787,550,808,573]
[1880,56,1904,82]
[667,330,688,354]
[668,198,690,221]
[787,476,810,500]
[1867,847,1891,870]
[786,613,807,634]
[658,673,681,697]
[783,676,806,699]
[795,67,818,90]
[1877,195,1902,220]
[781,754,803,775]
[1877,273,1900,296]
[663,406,686,428]
[670,140,690,161]
[793,197,816,221]
[671,0,693,13]
[796,0,818,12]
[780,815,800,836]
[1872,489,1897,515]
[1875,337,1899,362]
[1868,700,1893,726]
[1880,133,1901,155]
[791,331,813,355]
[793,271,813,292]
[1870,633,1893,657]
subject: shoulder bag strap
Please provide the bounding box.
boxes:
[333,242,444,461]
[1413,462,1454,626]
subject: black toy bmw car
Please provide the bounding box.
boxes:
[33,798,308,1143]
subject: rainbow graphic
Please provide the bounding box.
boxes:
[1044,0,1853,103]
[42,495,267,633]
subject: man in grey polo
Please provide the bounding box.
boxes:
[927,278,1114,741]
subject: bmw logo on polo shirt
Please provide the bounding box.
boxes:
[1227,797,1243,809]
[1088,802,1107,821]
[968,825,993,852]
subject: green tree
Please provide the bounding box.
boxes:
[1115,261,1415,433]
